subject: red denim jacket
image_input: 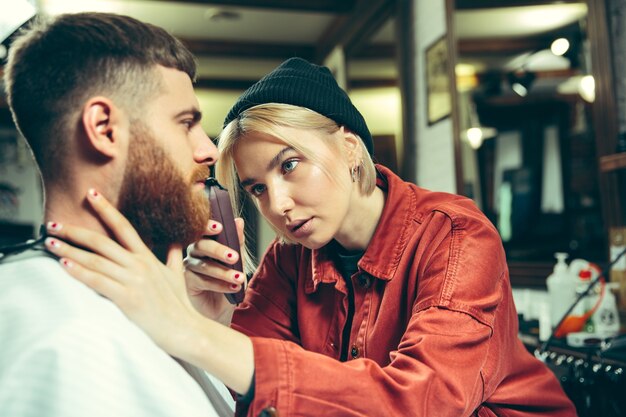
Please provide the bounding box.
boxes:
[231,165,576,417]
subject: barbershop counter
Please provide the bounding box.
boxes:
[519,318,626,417]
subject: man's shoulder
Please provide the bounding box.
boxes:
[0,253,160,360]
[0,255,219,417]
[0,253,109,317]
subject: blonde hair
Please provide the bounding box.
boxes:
[216,103,376,246]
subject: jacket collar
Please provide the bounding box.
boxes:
[306,165,417,294]
[357,165,417,281]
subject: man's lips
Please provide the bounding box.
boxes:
[191,170,211,185]
[194,176,209,184]
[192,174,210,189]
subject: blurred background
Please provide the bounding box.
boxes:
[2,1,626,415]
[2,0,615,265]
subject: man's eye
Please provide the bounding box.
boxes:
[282,159,299,173]
[181,118,200,130]
[250,184,266,196]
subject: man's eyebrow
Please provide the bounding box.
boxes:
[240,146,295,188]
[174,108,202,122]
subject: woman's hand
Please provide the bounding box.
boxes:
[183,218,246,325]
[44,189,212,356]
[46,190,256,393]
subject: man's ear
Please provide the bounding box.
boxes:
[340,126,363,164]
[81,96,125,158]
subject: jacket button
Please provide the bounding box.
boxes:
[258,406,278,417]
[351,345,359,358]
[357,274,372,289]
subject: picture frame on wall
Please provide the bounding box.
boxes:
[425,35,452,125]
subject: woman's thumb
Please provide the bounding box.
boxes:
[166,244,184,271]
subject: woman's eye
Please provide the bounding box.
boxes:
[282,159,299,173]
[250,184,266,196]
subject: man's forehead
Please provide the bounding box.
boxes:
[156,65,193,93]
[152,66,200,111]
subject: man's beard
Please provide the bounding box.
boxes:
[118,123,210,251]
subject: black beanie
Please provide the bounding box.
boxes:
[223,57,374,155]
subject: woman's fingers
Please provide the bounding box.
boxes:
[204,220,224,236]
[84,189,151,254]
[184,269,243,295]
[46,221,136,268]
[166,244,184,273]
[182,218,247,308]
[234,217,245,247]
[188,236,240,266]
[44,235,132,282]
[184,256,244,286]
[57,256,125,299]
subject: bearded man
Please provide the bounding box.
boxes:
[0,12,230,417]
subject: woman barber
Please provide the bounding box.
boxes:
[45,58,575,417]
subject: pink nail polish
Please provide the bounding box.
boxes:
[234,273,241,279]
[211,223,218,229]
[227,252,233,259]
[88,188,100,198]
[230,284,239,290]
[61,259,73,268]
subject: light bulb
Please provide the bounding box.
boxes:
[512,83,528,97]
[466,127,484,149]
[579,75,595,103]
[551,38,570,56]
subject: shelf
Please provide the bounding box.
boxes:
[600,152,626,173]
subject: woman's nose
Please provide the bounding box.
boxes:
[268,185,294,216]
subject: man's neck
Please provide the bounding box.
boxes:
[43,185,161,259]
[43,185,114,240]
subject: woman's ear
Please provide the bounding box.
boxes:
[340,126,363,165]
[81,96,125,158]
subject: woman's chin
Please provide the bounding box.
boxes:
[298,237,332,251]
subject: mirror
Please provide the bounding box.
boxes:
[452,1,606,270]
[341,10,403,177]
[348,17,402,175]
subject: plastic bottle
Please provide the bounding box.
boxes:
[593,282,621,338]
[569,258,592,279]
[574,269,597,333]
[546,252,577,328]
[538,301,552,342]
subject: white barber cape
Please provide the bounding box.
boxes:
[0,253,234,417]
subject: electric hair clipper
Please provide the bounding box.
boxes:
[204,177,245,304]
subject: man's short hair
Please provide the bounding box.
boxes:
[3,12,197,182]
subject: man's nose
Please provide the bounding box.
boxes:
[192,131,219,166]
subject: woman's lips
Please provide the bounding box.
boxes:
[290,218,313,239]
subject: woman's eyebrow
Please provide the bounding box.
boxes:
[240,146,294,188]
[267,146,295,172]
